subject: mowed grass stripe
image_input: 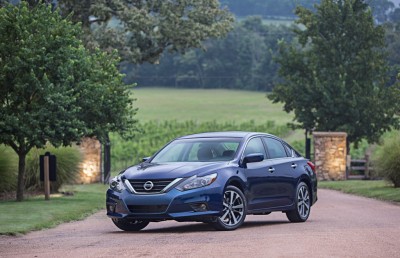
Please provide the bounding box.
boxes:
[133,88,294,125]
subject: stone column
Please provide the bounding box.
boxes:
[78,137,102,184]
[313,132,347,181]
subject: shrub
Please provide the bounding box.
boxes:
[0,144,83,193]
[25,145,82,193]
[0,145,17,193]
[373,132,400,187]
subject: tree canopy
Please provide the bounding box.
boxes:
[53,0,234,64]
[269,0,400,147]
[0,2,135,200]
[124,16,294,91]
[220,0,319,17]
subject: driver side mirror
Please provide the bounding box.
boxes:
[142,157,150,162]
[242,153,264,168]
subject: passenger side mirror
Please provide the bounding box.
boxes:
[142,157,150,162]
[242,153,264,167]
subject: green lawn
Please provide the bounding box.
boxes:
[0,184,107,235]
[319,180,400,203]
[133,88,294,125]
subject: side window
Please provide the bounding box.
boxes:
[283,144,294,157]
[263,138,288,159]
[243,138,266,157]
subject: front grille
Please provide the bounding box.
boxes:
[128,179,175,194]
[127,205,168,213]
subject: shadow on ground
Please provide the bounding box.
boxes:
[106,219,290,234]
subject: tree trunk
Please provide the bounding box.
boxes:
[81,0,91,30]
[16,152,27,202]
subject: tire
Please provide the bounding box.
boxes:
[112,218,149,231]
[211,185,247,231]
[286,182,311,223]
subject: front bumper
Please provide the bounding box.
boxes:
[106,183,224,221]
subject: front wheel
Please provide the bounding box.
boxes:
[211,185,247,231]
[112,218,149,231]
[286,182,311,223]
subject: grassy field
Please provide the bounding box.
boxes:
[134,88,294,125]
[319,180,400,203]
[0,184,107,235]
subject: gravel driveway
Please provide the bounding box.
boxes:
[1,189,400,258]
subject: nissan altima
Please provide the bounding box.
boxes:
[106,132,317,231]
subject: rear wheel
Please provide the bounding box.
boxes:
[211,185,247,231]
[286,182,311,222]
[112,218,149,231]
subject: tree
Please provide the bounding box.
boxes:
[52,0,234,64]
[219,0,319,17]
[269,0,400,150]
[124,16,294,91]
[0,2,135,201]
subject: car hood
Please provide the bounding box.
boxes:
[122,162,230,180]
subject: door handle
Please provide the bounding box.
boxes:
[291,163,297,169]
[268,167,275,173]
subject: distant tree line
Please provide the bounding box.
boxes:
[220,0,400,23]
[124,0,400,91]
[123,16,294,91]
[220,0,318,17]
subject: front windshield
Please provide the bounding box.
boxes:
[151,138,241,163]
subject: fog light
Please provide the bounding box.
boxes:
[190,203,208,212]
[107,204,116,213]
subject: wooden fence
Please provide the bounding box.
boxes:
[346,154,374,180]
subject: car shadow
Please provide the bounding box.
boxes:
[107,219,290,234]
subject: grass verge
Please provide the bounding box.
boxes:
[0,184,107,235]
[319,180,400,203]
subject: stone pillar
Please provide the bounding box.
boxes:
[313,132,347,181]
[78,137,101,184]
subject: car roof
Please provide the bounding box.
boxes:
[178,131,275,139]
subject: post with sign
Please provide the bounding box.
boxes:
[40,152,57,200]
[44,155,50,200]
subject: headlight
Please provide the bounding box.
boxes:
[109,175,126,193]
[176,173,217,191]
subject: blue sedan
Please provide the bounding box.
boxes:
[106,132,317,231]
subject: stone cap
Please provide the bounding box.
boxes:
[313,132,347,137]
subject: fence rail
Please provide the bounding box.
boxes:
[346,154,373,180]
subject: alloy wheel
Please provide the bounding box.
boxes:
[220,189,245,226]
[297,185,310,219]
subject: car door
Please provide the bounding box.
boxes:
[262,137,300,207]
[243,137,281,211]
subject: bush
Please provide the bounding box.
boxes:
[373,132,400,187]
[0,145,17,193]
[25,146,82,192]
[0,144,83,194]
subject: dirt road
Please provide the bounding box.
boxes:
[1,189,400,258]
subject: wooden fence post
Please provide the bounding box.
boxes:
[346,155,351,179]
[365,154,370,179]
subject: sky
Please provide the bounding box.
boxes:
[392,0,400,7]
